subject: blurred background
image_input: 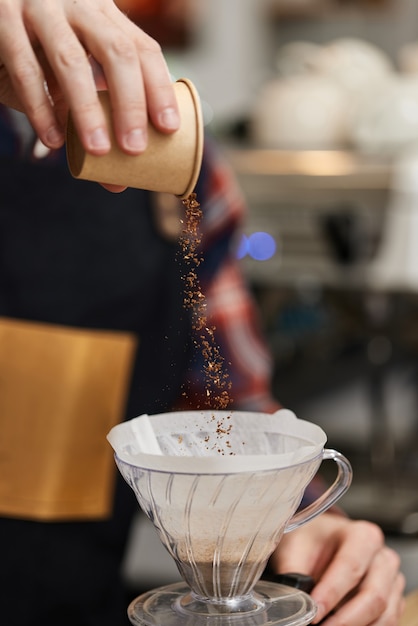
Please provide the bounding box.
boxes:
[117,0,418,596]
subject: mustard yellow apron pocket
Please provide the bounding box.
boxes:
[0,318,137,521]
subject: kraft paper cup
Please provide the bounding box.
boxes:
[66,78,204,199]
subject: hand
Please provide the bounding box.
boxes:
[0,0,180,155]
[269,513,406,625]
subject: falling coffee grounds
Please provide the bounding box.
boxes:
[179,193,232,417]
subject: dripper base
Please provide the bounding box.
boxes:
[127,581,317,626]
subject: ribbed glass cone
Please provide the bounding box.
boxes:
[116,457,321,626]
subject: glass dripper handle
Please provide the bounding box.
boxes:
[285,449,352,533]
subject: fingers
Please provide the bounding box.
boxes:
[33,1,117,154]
[275,516,405,626]
[98,6,180,135]
[0,0,180,154]
[138,33,181,133]
[311,521,385,622]
[313,540,405,625]
[0,2,64,148]
[53,0,180,150]
[312,522,384,621]
[319,566,405,626]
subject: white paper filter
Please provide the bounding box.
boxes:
[107,409,327,474]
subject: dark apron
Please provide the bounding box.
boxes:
[0,155,191,625]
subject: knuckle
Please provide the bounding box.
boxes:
[107,36,137,62]
[11,56,42,88]
[354,520,385,546]
[53,43,87,73]
[139,32,162,55]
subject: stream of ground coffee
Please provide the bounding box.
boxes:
[179,193,232,418]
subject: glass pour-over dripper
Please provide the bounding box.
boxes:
[107,409,352,626]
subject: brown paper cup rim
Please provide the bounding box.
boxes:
[175,78,204,199]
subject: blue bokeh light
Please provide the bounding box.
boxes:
[247,232,276,261]
[237,232,277,261]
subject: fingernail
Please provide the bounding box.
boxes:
[88,127,111,152]
[159,107,180,130]
[124,128,147,152]
[45,125,64,147]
